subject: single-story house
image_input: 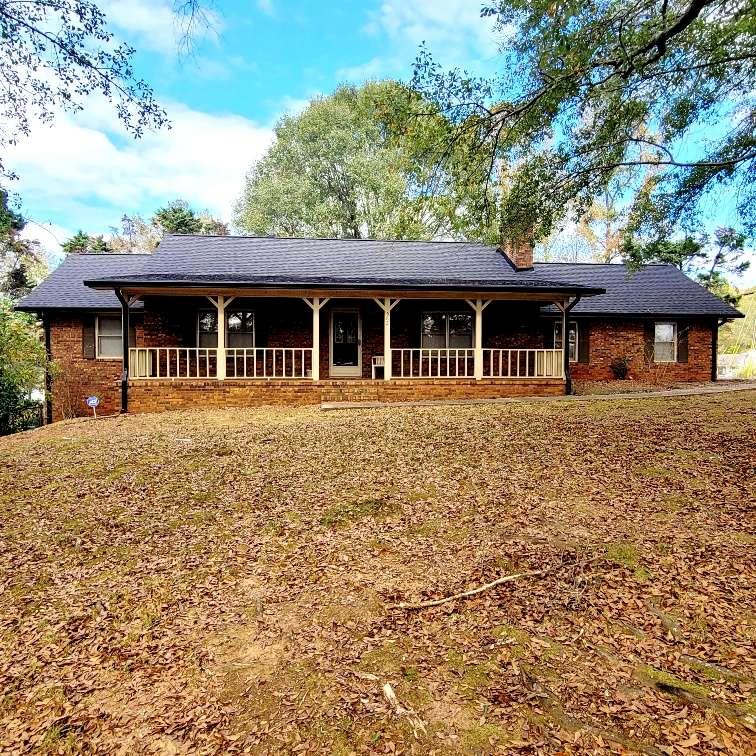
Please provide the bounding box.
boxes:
[16,234,742,420]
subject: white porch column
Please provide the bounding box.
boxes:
[303,297,329,381]
[207,295,235,380]
[466,299,491,380]
[373,298,399,380]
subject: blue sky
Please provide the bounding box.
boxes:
[6,0,754,285]
[8,0,499,257]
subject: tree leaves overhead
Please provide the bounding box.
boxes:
[0,0,170,179]
[412,0,756,241]
[234,81,499,242]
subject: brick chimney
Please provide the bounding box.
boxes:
[500,230,534,271]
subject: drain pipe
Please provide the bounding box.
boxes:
[115,289,130,413]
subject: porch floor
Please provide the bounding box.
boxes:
[127,378,565,414]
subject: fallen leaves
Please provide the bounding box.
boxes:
[0,392,754,753]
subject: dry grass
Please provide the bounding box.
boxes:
[1,392,755,754]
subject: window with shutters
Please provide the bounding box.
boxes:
[553,321,578,362]
[654,322,677,362]
[96,315,122,359]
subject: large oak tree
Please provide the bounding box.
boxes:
[412,0,755,243]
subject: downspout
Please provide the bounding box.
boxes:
[115,289,130,413]
[711,318,723,382]
[42,312,53,424]
[562,296,581,395]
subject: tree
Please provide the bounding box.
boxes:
[622,226,751,305]
[0,190,46,298]
[152,199,229,236]
[107,200,228,253]
[0,0,173,179]
[62,231,110,255]
[235,81,493,241]
[0,297,49,434]
[412,1,755,243]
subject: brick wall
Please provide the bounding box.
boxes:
[48,314,122,420]
[46,304,718,421]
[568,319,714,382]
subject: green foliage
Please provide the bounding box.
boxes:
[62,231,110,255]
[719,289,755,353]
[72,200,229,254]
[152,200,203,235]
[235,81,497,241]
[0,189,47,299]
[0,297,48,435]
[413,1,755,241]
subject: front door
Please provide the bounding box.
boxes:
[330,309,362,377]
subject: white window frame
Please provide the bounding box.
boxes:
[654,321,677,363]
[554,321,578,363]
[197,308,255,348]
[95,314,123,360]
[420,311,474,349]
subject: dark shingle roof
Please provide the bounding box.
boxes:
[85,235,600,293]
[535,262,742,317]
[16,235,742,319]
[16,254,149,311]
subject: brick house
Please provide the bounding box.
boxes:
[17,234,742,420]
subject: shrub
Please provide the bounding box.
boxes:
[0,298,48,434]
[610,356,631,379]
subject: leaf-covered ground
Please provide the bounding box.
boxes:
[1,392,754,755]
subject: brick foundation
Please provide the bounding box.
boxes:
[127,378,564,413]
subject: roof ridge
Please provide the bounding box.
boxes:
[161,233,490,245]
[64,252,153,257]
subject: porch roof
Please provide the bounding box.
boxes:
[82,235,603,297]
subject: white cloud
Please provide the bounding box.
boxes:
[257,0,275,16]
[100,0,222,57]
[363,0,499,70]
[6,102,274,235]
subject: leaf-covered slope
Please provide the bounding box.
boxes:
[1,395,754,753]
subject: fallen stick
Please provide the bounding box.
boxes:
[382,682,427,737]
[389,568,547,610]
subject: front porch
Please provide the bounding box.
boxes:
[125,294,568,374]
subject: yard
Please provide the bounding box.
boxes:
[0,393,754,754]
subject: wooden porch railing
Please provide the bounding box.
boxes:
[226,348,312,378]
[392,348,475,378]
[128,347,313,379]
[483,348,563,378]
[129,348,217,379]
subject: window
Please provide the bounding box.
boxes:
[421,312,473,349]
[197,309,255,348]
[227,310,255,348]
[96,315,122,358]
[198,309,218,348]
[654,321,677,362]
[554,321,578,362]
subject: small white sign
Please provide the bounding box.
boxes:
[85,396,100,417]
